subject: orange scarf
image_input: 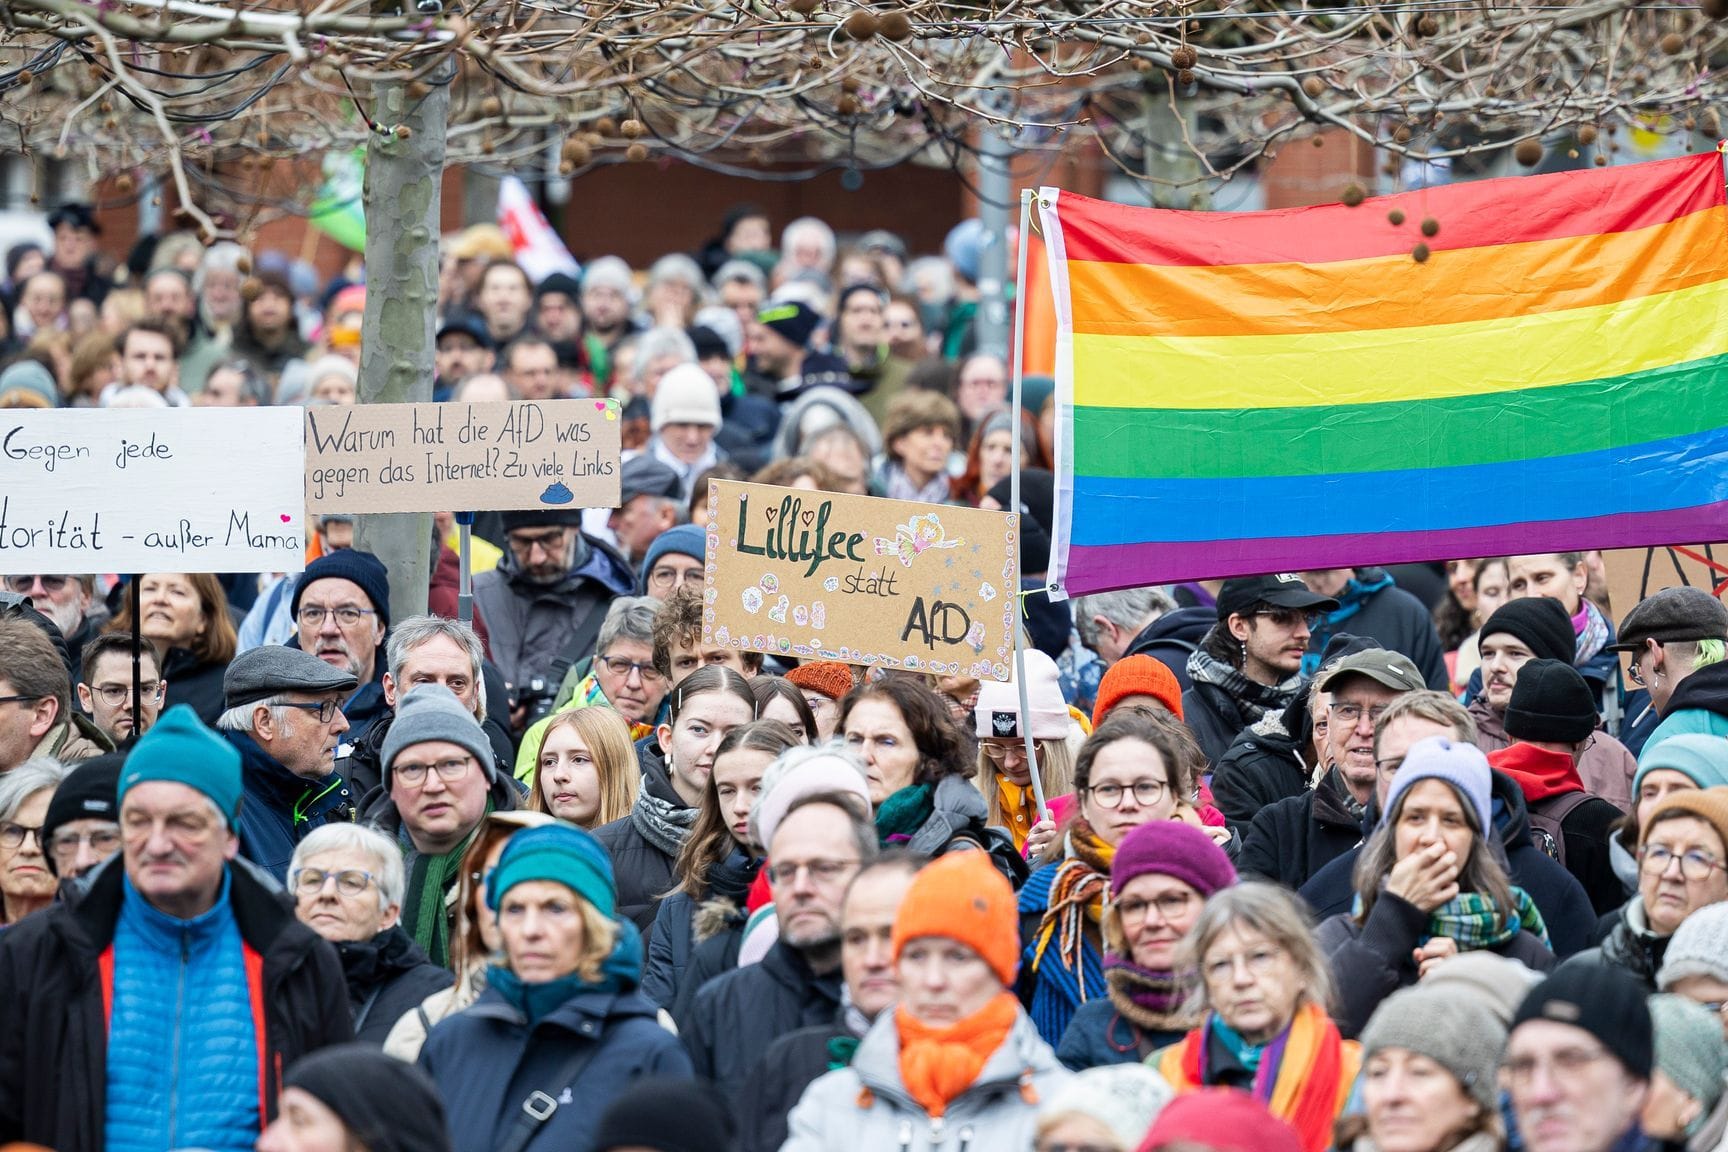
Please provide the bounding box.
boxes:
[997,778,1038,848]
[896,992,1020,1119]
[1155,1001,1360,1152]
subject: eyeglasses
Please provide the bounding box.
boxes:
[648,565,705,590]
[2,575,70,594]
[1375,755,1405,776]
[1203,945,1286,984]
[1330,701,1390,726]
[394,756,476,787]
[598,655,666,684]
[1116,890,1197,925]
[280,699,341,724]
[0,694,42,708]
[49,825,121,861]
[508,529,569,556]
[1627,641,1665,687]
[980,740,1028,763]
[90,681,165,708]
[1254,607,1320,630]
[297,605,377,627]
[1085,780,1168,809]
[0,822,42,851]
[1502,1044,1613,1086]
[291,867,378,898]
[766,857,861,887]
[1639,843,1728,881]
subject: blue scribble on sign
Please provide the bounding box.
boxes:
[540,482,574,505]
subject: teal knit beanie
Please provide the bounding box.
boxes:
[1636,733,1728,797]
[117,704,243,827]
[485,824,616,919]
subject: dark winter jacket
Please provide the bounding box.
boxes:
[1211,706,1313,828]
[335,926,453,1044]
[227,729,356,883]
[717,389,782,475]
[160,645,231,726]
[1316,890,1555,1039]
[1055,998,1188,1071]
[1490,744,1628,918]
[418,980,691,1152]
[1558,895,1668,994]
[593,745,691,932]
[736,1012,863,1152]
[640,851,760,1009]
[338,699,516,802]
[1299,769,1599,959]
[668,918,747,1024]
[680,938,844,1105]
[1237,767,1365,890]
[0,857,353,1152]
[1125,607,1213,693]
[1306,572,1449,690]
[471,535,634,691]
[1181,680,1256,768]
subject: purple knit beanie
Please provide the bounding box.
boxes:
[1109,821,1237,899]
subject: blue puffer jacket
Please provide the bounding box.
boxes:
[1016,862,1104,1049]
[226,730,355,882]
[418,927,691,1152]
[105,873,260,1152]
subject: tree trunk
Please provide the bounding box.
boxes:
[353,70,450,620]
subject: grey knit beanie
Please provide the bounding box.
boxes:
[1649,993,1728,1123]
[1660,902,1728,990]
[1420,951,1544,1027]
[382,684,495,784]
[1360,985,1507,1111]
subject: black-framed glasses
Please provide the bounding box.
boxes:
[0,822,43,851]
[291,867,377,898]
[1627,641,1664,687]
[1639,843,1728,881]
[49,825,121,860]
[394,756,476,787]
[0,694,41,707]
[1085,780,1169,809]
[1116,890,1197,925]
[297,605,377,627]
[598,655,666,684]
[90,681,166,708]
[766,858,861,887]
[280,700,341,724]
[3,575,70,594]
[508,529,569,556]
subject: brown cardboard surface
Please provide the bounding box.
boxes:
[703,479,1021,681]
[1602,544,1728,620]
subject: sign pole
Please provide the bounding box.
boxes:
[1009,188,1048,821]
[455,512,474,626]
[129,575,142,747]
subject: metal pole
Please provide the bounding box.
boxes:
[455,512,474,625]
[129,575,142,746]
[1008,188,1046,820]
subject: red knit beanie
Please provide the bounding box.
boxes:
[1093,654,1184,728]
[785,660,856,702]
[1137,1089,1301,1152]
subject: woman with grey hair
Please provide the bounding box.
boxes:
[0,758,71,927]
[1152,882,1360,1152]
[289,822,452,1043]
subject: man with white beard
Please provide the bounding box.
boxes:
[2,574,109,683]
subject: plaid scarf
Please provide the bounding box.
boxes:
[1426,887,1550,950]
[1187,646,1302,726]
[1030,821,1115,996]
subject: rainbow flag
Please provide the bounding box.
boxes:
[1036,153,1728,597]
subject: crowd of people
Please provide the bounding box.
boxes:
[0,201,1724,1152]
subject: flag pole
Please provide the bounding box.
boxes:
[1009,188,1048,822]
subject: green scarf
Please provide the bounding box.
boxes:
[1426,887,1550,951]
[875,783,934,845]
[402,802,492,968]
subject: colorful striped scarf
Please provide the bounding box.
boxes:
[1427,887,1551,950]
[1030,822,1115,989]
[1157,1001,1360,1152]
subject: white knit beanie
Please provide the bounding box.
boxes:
[650,363,723,432]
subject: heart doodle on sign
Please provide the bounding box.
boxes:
[800,510,814,526]
[279,514,292,523]
[594,400,606,410]
[765,506,778,523]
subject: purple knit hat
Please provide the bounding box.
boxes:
[1109,821,1237,899]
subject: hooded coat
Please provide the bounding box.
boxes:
[1125,606,1213,693]
[1558,894,1669,993]
[1298,769,1599,959]
[470,533,634,691]
[0,857,352,1152]
[1646,661,1728,750]
[1467,695,1638,812]
[781,1005,1071,1152]
[227,730,356,883]
[335,926,453,1044]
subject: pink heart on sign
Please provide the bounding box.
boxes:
[594,400,606,411]
[280,514,292,523]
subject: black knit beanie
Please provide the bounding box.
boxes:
[291,548,392,628]
[1479,597,1575,666]
[283,1043,451,1152]
[40,751,125,877]
[1504,658,1598,744]
[1512,965,1653,1080]
[594,1077,735,1152]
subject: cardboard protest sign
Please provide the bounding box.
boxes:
[703,480,1020,681]
[0,407,305,574]
[1602,544,1728,618]
[305,398,621,514]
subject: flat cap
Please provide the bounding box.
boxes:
[223,645,359,709]
[1609,586,1728,651]
[620,454,684,504]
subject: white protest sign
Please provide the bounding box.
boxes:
[304,398,622,514]
[0,407,306,574]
